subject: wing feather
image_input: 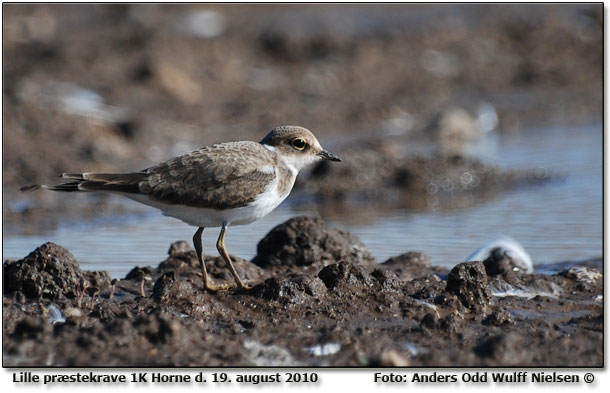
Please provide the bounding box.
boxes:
[142,141,277,209]
[22,141,278,210]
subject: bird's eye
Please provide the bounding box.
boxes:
[291,138,307,151]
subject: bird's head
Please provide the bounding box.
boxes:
[260,125,341,172]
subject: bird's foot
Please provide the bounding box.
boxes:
[203,280,252,292]
[236,283,252,291]
[203,281,234,292]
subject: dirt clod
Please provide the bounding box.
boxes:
[483,247,528,277]
[253,216,375,268]
[250,274,325,304]
[152,272,176,303]
[168,241,194,258]
[318,261,371,290]
[4,242,88,300]
[445,261,492,311]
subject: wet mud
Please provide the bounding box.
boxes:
[3,217,602,367]
[2,3,603,368]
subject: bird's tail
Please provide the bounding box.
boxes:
[20,172,148,194]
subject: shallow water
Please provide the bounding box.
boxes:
[2,124,602,278]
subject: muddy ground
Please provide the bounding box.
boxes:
[2,4,604,368]
[2,217,603,367]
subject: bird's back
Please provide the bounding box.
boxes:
[40,141,280,211]
[142,141,279,210]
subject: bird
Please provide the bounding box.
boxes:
[21,125,341,291]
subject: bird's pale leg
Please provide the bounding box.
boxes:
[217,224,252,290]
[193,227,230,291]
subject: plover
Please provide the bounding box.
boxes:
[22,125,341,291]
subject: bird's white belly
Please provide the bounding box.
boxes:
[120,175,289,228]
[164,189,286,227]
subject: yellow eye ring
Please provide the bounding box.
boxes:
[291,138,307,151]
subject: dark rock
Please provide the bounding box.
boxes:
[83,270,111,290]
[370,268,402,291]
[483,309,515,326]
[150,274,202,310]
[168,241,193,257]
[152,272,176,303]
[3,242,87,300]
[253,216,375,268]
[445,262,491,311]
[483,248,515,276]
[318,261,371,290]
[153,280,194,306]
[482,247,530,278]
[250,274,325,303]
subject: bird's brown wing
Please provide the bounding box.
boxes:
[140,141,277,209]
[41,141,278,210]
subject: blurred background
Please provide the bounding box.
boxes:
[2,4,603,277]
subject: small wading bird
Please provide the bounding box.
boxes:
[22,126,341,291]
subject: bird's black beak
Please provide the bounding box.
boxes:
[318,149,342,162]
